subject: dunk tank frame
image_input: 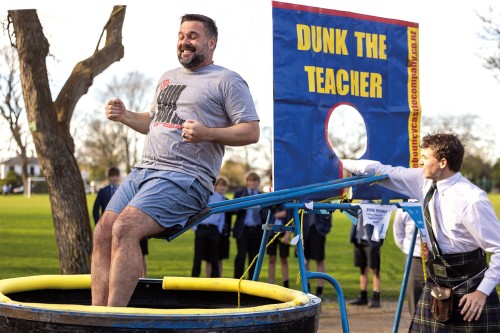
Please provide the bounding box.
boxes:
[164,173,424,333]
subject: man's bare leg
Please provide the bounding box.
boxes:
[107,207,164,307]
[91,211,118,306]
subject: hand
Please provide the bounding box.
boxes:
[181,119,209,143]
[281,231,291,245]
[105,98,127,122]
[422,243,429,262]
[459,290,487,322]
[274,210,287,219]
[342,168,352,178]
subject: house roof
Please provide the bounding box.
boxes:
[1,156,39,166]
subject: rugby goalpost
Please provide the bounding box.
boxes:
[26,176,45,198]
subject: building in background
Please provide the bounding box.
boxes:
[0,156,40,180]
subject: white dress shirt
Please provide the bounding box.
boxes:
[342,159,500,295]
[196,191,226,233]
[393,208,422,258]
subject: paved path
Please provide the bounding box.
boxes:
[317,300,412,333]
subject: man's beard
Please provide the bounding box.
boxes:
[178,52,205,69]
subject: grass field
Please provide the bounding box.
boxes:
[1,193,500,301]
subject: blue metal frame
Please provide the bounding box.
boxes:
[168,174,412,333]
[392,224,418,333]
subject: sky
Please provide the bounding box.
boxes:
[1,0,499,161]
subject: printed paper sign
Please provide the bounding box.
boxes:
[359,203,396,241]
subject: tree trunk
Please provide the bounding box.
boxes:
[8,6,126,274]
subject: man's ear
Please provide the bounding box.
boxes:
[439,158,448,169]
[209,37,217,50]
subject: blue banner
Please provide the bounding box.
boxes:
[272,1,421,200]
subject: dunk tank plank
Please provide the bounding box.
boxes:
[272,1,421,200]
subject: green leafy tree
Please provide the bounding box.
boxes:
[220,160,247,187]
[491,159,500,192]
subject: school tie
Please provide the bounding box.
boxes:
[423,181,440,259]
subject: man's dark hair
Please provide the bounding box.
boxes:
[421,133,464,172]
[180,14,218,40]
[108,167,120,178]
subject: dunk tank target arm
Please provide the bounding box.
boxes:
[158,174,388,242]
[156,174,388,333]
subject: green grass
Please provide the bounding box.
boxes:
[1,193,500,301]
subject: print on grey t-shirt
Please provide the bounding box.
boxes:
[155,84,186,127]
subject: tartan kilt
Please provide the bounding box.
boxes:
[410,250,500,332]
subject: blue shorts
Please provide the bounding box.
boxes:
[106,168,210,228]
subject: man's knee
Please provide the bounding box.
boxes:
[93,219,113,248]
[112,216,139,244]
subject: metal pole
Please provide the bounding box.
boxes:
[392,224,418,333]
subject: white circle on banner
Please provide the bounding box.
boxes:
[326,103,367,159]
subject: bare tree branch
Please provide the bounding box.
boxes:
[55,6,126,128]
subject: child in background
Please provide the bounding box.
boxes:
[191,177,229,277]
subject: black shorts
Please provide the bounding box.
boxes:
[304,225,325,261]
[218,235,230,259]
[266,233,290,258]
[353,240,383,270]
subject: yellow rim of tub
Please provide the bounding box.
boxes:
[0,274,311,315]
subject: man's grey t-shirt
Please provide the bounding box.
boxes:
[135,64,259,192]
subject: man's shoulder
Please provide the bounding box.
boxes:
[98,185,111,193]
[233,188,247,198]
[234,188,244,195]
[161,65,243,84]
[202,64,244,81]
[453,177,487,199]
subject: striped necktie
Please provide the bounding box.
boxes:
[423,181,440,259]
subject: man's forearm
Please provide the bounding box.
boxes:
[120,111,151,134]
[210,121,260,146]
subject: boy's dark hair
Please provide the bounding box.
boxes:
[180,14,218,41]
[245,171,260,182]
[421,132,464,172]
[108,167,120,178]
